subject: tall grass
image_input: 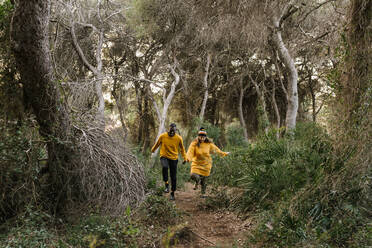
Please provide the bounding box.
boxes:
[238,123,332,211]
[228,122,372,247]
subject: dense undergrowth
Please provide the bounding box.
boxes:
[0,122,183,248]
[210,122,371,247]
[1,119,371,248]
[0,194,182,248]
[1,119,371,247]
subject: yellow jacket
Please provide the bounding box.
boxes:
[151,132,186,161]
[186,140,228,176]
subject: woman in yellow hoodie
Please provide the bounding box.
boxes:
[186,127,229,197]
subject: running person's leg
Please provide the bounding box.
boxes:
[190,173,201,190]
[200,176,208,196]
[160,157,170,193]
[169,159,178,194]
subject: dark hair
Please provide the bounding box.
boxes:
[195,137,211,147]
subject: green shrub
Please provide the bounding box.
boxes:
[0,123,45,222]
[0,206,58,248]
[137,195,182,227]
[226,124,249,147]
[65,211,138,248]
[190,117,220,143]
[238,123,332,211]
[240,122,371,247]
[210,146,250,187]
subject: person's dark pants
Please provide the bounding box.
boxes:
[160,157,178,192]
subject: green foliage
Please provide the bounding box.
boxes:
[231,122,372,248]
[0,206,58,248]
[0,123,45,222]
[0,0,22,121]
[65,212,138,248]
[226,124,249,147]
[190,117,221,143]
[126,0,162,37]
[238,123,332,211]
[131,145,157,191]
[210,146,249,187]
[0,0,13,29]
[138,195,182,227]
[0,207,143,248]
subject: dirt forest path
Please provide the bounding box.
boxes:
[170,182,252,248]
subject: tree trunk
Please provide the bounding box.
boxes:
[199,53,211,121]
[250,74,269,135]
[271,78,281,139]
[272,14,299,132]
[238,75,249,141]
[112,63,129,142]
[11,0,76,213]
[142,91,151,151]
[308,78,317,122]
[342,0,372,126]
[132,80,143,144]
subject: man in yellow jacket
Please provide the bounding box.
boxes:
[151,123,186,200]
[186,127,229,197]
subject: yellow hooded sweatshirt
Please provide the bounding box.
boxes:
[151,132,186,161]
[186,140,228,176]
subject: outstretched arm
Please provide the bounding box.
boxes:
[211,143,229,157]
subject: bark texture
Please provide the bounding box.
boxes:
[342,0,372,125]
[199,53,211,121]
[238,75,249,141]
[11,0,75,213]
[271,6,299,131]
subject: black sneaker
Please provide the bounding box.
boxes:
[170,192,175,201]
[164,184,169,193]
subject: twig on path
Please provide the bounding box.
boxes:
[190,230,216,246]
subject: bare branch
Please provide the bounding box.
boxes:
[279,1,299,27]
[147,88,161,120]
[103,9,125,22]
[70,22,97,74]
[298,0,337,24]
[76,22,98,32]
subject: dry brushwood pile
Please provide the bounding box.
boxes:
[64,80,146,214]
[73,124,146,214]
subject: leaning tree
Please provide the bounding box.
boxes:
[11,0,145,215]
